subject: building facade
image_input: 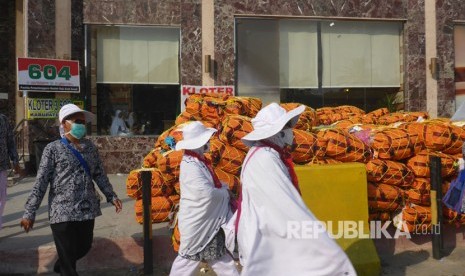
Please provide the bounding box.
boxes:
[4,0,465,173]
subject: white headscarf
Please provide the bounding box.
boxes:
[110,110,129,136]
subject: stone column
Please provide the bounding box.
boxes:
[55,0,71,99]
[425,0,438,118]
[202,0,214,86]
[15,0,26,124]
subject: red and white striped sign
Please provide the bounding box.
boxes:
[17,57,80,92]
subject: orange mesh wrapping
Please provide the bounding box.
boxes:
[240,97,262,118]
[443,207,465,224]
[142,149,158,168]
[156,150,183,183]
[377,113,409,125]
[405,188,430,206]
[371,128,423,160]
[216,144,246,175]
[281,103,318,131]
[337,105,366,115]
[411,178,430,194]
[368,183,404,202]
[316,128,371,162]
[224,98,247,115]
[406,150,456,178]
[174,182,180,194]
[200,97,226,127]
[172,222,181,252]
[126,168,174,200]
[215,168,241,195]
[305,157,341,165]
[207,137,226,167]
[442,124,465,154]
[134,196,176,224]
[219,115,253,152]
[175,111,202,125]
[362,108,389,124]
[400,205,432,233]
[291,129,326,164]
[366,159,414,187]
[185,94,204,117]
[368,200,401,212]
[421,122,454,151]
[368,183,404,212]
[316,107,357,125]
[369,211,391,222]
[332,117,364,129]
[154,126,184,151]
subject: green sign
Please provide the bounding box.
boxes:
[27,98,84,119]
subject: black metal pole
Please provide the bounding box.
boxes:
[429,156,443,260]
[141,170,153,274]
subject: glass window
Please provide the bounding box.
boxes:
[89,25,181,135]
[236,18,403,112]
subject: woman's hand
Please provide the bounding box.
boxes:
[20,218,34,233]
[112,198,123,213]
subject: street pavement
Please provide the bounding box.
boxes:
[1,175,465,275]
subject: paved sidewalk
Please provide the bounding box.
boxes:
[1,175,465,275]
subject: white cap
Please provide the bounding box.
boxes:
[58,104,95,123]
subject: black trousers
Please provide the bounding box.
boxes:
[50,219,95,276]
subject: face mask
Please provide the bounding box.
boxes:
[66,121,87,139]
[203,142,211,153]
[281,128,294,146]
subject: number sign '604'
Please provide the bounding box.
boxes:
[17,57,80,93]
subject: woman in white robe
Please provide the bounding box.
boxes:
[237,103,357,276]
[169,121,239,276]
[110,110,130,136]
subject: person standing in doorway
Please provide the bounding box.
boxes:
[20,104,123,275]
[0,113,22,230]
[237,103,356,276]
[169,121,239,276]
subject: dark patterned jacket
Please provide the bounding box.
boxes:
[23,138,118,224]
[0,114,19,171]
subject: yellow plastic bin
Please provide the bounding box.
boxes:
[295,163,381,276]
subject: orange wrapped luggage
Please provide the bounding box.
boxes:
[172,222,181,252]
[185,94,204,118]
[368,183,404,202]
[400,204,432,233]
[175,111,202,125]
[377,113,408,125]
[422,122,453,151]
[443,207,465,224]
[142,149,158,168]
[366,159,414,187]
[215,168,241,195]
[291,129,326,164]
[135,195,177,223]
[281,103,318,131]
[219,115,253,152]
[200,96,226,127]
[362,108,389,124]
[174,182,180,194]
[371,128,423,160]
[406,150,456,178]
[305,157,341,165]
[405,188,430,206]
[317,128,371,162]
[368,183,403,212]
[337,105,365,115]
[156,150,183,183]
[332,117,364,129]
[442,124,465,154]
[126,168,174,200]
[410,178,430,194]
[154,126,183,151]
[216,144,246,176]
[369,211,391,222]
